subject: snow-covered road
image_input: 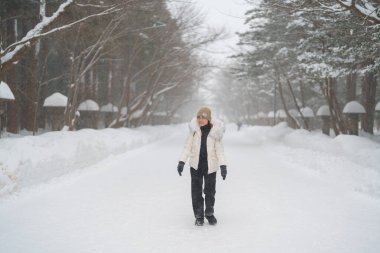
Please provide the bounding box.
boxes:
[1,124,380,253]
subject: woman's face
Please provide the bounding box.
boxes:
[197,116,208,127]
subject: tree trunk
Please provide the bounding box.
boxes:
[278,80,298,128]
[5,66,19,133]
[286,78,305,129]
[23,45,39,133]
[5,18,20,133]
[346,73,357,102]
[64,53,83,130]
[37,39,50,130]
[331,86,347,134]
[323,77,347,135]
[300,80,305,108]
[361,71,377,134]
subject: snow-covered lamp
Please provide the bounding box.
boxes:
[289,109,300,118]
[276,109,287,118]
[0,81,15,120]
[0,81,15,101]
[258,112,267,118]
[343,101,366,136]
[100,103,118,113]
[343,101,366,114]
[317,105,331,136]
[300,107,315,118]
[43,92,68,131]
[78,99,100,129]
[78,99,100,111]
[273,109,286,126]
[317,105,330,117]
[100,103,118,127]
[256,112,267,126]
[300,107,315,130]
[43,92,67,108]
[286,109,300,129]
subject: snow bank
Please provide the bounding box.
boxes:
[2,122,379,200]
[0,126,177,196]
[227,123,380,199]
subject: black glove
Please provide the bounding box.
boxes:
[177,161,185,176]
[220,165,227,180]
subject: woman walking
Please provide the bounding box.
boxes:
[177,107,228,226]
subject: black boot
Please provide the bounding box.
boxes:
[205,215,217,225]
[195,218,204,226]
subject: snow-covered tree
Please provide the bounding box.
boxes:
[232,0,379,134]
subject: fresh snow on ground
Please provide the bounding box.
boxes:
[1,123,380,253]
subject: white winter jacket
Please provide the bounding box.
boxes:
[179,118,227,174]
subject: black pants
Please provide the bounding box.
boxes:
[190,166,216,219]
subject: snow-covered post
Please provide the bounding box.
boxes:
[267,111,275,126]
[0,81,16,137]
[317,105,331,136]
[300,107,315,130]
[343,101,366,136]
[77,99,100,129]
[288,109,300,129]
[257,112,267,126]
[275,110,287,124]
[43,92,68,131]
[100,103,118,128]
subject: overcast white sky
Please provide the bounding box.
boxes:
[167,0,257,110]
[193,0,251,62]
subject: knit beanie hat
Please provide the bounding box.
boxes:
[197,107,212,121]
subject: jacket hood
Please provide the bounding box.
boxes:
[189,117,225,140]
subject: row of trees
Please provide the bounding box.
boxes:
[215,0,380,135]
[1,0,220,133]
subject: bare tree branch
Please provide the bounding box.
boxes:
[336,0,380,23]
[1,6,120,64]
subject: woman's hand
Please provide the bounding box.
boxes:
[220,165,227,180]
[177,161,185,176]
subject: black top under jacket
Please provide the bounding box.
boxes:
[198,123,211,171]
